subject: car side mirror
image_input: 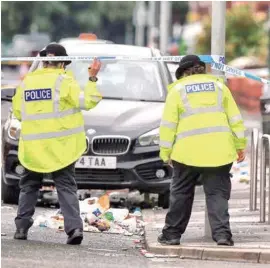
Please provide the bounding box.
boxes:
[1,86,16,102]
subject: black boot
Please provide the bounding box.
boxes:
[157,234,180,245]
[14,218,33,240]
[217,238,234,246]
[67,229,83,245]
[14,228,28,240]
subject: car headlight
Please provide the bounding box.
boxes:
[8,116,21,141]
[137,128,159,146]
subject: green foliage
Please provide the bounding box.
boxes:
[178,39,188,55]
[1,1,135,42]
[196,5,268,62]
[172,1,189,25]
[97,1,135,22]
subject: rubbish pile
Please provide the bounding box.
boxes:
[34,194,145,235]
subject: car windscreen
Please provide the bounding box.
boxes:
[65,60,165,102]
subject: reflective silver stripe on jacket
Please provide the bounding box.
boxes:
[233,131,245,139]
[176,126,231,141]
[21,126,85,141]
[21,108,80,120]
[160,120,177,130]
[21,75,80,120]
[178,82,224,119]
[228,114,243,125]
[54,75,65,112]
[159,140,173,148]
[91,95,102,102]
[79,91,85,109]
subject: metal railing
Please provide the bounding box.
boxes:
[250,128,260,211]
[259,134,270,223]
[249,128,270,224]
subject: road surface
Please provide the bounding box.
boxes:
[1,205,269,268]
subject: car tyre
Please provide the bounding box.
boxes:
[1,171,20,204]
[158,191,170,209]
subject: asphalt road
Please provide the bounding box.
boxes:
[2,204,269,268]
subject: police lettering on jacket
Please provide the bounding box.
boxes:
[24,89,52,101]
[185,82,215,94]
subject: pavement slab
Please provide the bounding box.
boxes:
[143,184,270,263]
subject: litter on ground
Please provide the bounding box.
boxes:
[231,160,249,183]
[34,193,145,235]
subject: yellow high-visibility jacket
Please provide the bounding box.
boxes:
[159,74,247,167]
[12,68,102,173]
[65,70,75,78]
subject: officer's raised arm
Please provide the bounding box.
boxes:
[66,58,102,111]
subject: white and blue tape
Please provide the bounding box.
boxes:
[0,54,223,63]
[1,54,269,85]
[211,61,269,85]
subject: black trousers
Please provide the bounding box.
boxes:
[162,161,233,242]
[15,163,83,235]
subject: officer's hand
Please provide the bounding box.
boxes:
[237,150,245,163]
[168,159,173,168]
[88,58,101,77]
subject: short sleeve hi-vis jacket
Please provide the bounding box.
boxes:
[159,74,247,167]
[12,68,102,173]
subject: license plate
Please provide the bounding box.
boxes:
[75,156,117,169]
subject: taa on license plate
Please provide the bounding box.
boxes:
[75,156,117,169]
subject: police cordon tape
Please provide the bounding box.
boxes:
[1,54,269,85]
[1,54,224,63]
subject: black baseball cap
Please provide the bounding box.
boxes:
[40,43,71,65]
[175,55,205,79]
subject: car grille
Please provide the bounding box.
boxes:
[91,136,130,155]
[75,169,125,182]
[136,162,171,181]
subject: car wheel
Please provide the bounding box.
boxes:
[1,171,20,204]
[158,191,170,209]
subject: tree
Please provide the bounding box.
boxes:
[172,1,189,25]
[196,5,268,62]
[1,1,135,43]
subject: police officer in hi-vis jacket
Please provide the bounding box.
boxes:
[12,44,102,245]
[158,55,247,247]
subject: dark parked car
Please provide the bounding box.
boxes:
[1,41,173,207]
